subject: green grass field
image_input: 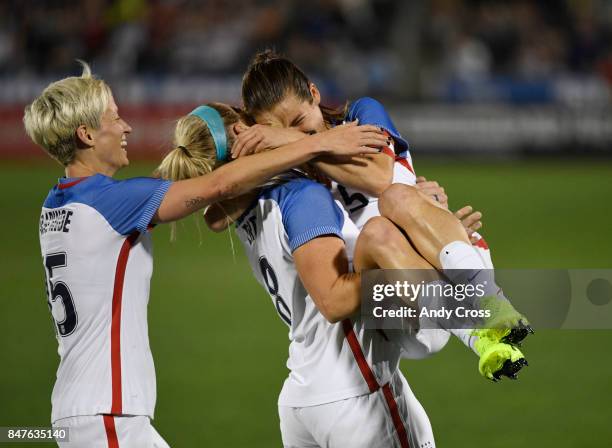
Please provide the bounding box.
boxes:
[1,158,611,447]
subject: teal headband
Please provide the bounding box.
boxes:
[189,105,229,162]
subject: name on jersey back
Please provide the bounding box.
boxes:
[39,209,73,236]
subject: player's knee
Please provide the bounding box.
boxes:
[360,216,393,246]
[379,184,425,223]
[360,216,405,252]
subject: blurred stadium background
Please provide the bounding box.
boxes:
[1,0,611,447]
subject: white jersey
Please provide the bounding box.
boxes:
[235,178,401,407]
[39,174,171,422]
[331,151,416,230]
[331,96,417,229]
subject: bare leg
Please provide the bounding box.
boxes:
[353,216,434,272]
[377,184,472,270]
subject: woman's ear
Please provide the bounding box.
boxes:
[233,122,248,134]
[75,125,94,149]
[309,83,321,106]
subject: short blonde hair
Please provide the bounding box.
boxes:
[23,61,113,166]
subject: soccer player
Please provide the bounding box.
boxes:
[24,62,385,447]
[157,102,532,446]
[236,50,531,379]
[158,104,439,447]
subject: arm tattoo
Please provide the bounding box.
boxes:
[184,196,207,210]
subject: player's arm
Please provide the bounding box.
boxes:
[310,96,407,197]
[293,236,361,323]
[232,118,394,196]
[310,152,394,197]
[204,192,258,232]
[153,123,386,223]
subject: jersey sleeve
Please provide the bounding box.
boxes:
[278,180,345,252]
[95,177,172,235]
[346,97,409,153]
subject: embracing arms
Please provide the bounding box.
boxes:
[153,122,386,224]
[231,123,395,197]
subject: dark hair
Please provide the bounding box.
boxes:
[241,50,346,125]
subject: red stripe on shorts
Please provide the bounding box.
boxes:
[110,232,139,414]
[382,383,411,448]
[103,415,119,448]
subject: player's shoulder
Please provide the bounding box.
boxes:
[348,96,384,114]
[347,96,408,152]
[347,96,388,122]
[41,174,170,234]
[42,174,109,209]
[260,179,344,252]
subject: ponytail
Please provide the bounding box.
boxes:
[156,103,242,239]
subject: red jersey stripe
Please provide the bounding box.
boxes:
[395,157,415,174]
[110,232,139,414]
[57,177,88,190]
[381,146,395,158]
[341,319,379,393]
[474,237,489,250]
[342,319,411,447]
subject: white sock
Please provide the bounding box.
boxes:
[439,241,487,271]
[439,241,505,299]
[450,328,479,354]
[419,279,480,354]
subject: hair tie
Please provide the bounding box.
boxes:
[178,145,191,157]
[189,106,228,162]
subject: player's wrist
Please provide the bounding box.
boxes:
[304,132,327,157]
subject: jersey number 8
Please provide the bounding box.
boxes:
[259,257,291,326]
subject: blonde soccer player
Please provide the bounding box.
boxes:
[24,62,385,448]
[158,103,435,447]
[157,101,530,447]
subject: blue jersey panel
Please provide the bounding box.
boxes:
[43,174,171,235]
[347,97,409,152]
[261,179,345,252]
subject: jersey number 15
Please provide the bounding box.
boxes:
[44,252,78,336]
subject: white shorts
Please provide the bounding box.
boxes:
[279,372,435,448]
[53,414,169,448]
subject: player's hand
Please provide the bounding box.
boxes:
[231,124,306,158]
[455,205,482,243]
[416,176,449,209]
[316,120,387,156]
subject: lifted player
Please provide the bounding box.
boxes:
[235,50,532,380]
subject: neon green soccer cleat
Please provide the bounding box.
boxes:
[474,336,528,382]
[475,296,534,346]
